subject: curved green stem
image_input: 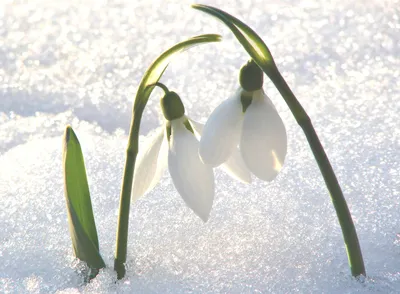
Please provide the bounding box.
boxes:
[114,34,221,279]
[153,82,170,95]
[267,66,365,277]
[192,4,365,277]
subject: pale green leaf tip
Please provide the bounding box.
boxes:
[64,125,80,145]
[64,125,72,144]
[63,126,82,156]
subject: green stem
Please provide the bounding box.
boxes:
[114,110,142,279]
[154,82,170,95]
[191,2,365,278]
[113,34,221,279]
[266,63,366,277]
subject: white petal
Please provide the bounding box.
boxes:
[240,92,287,181]
[188,119,203,139]
[199,90,243,167]
[221,149,252,184]
[168,119,214,222]
[131,127,167,201]
[190,119,251,184]
[253,89,276,109]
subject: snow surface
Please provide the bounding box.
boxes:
[1,0,400,293]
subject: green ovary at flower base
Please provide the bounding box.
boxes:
[131,85,251,222]
[199,60,287,181]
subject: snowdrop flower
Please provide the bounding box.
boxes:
[199,60,287,181]
[131,86,250,221]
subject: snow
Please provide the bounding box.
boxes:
[1,0,399,293]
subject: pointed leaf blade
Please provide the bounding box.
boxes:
[63,126,105,269]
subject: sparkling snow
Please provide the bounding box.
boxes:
[1,0,399,293]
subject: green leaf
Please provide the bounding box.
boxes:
[133,34,221,113]
[63,126,105,270]
[191,5,276,76]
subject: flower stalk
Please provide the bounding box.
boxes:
[267,63,365,277]
[192,4,365,277]
[113,34,221,279]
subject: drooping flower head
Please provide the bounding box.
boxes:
[199,61,287,181]
[131,84,251,221]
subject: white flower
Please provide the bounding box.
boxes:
[131,115,251,222]
[199,88,287,181]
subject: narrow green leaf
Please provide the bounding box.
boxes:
[63,126,105,270]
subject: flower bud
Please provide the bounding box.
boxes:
[161,91,185,121]
[239,60,263,92]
